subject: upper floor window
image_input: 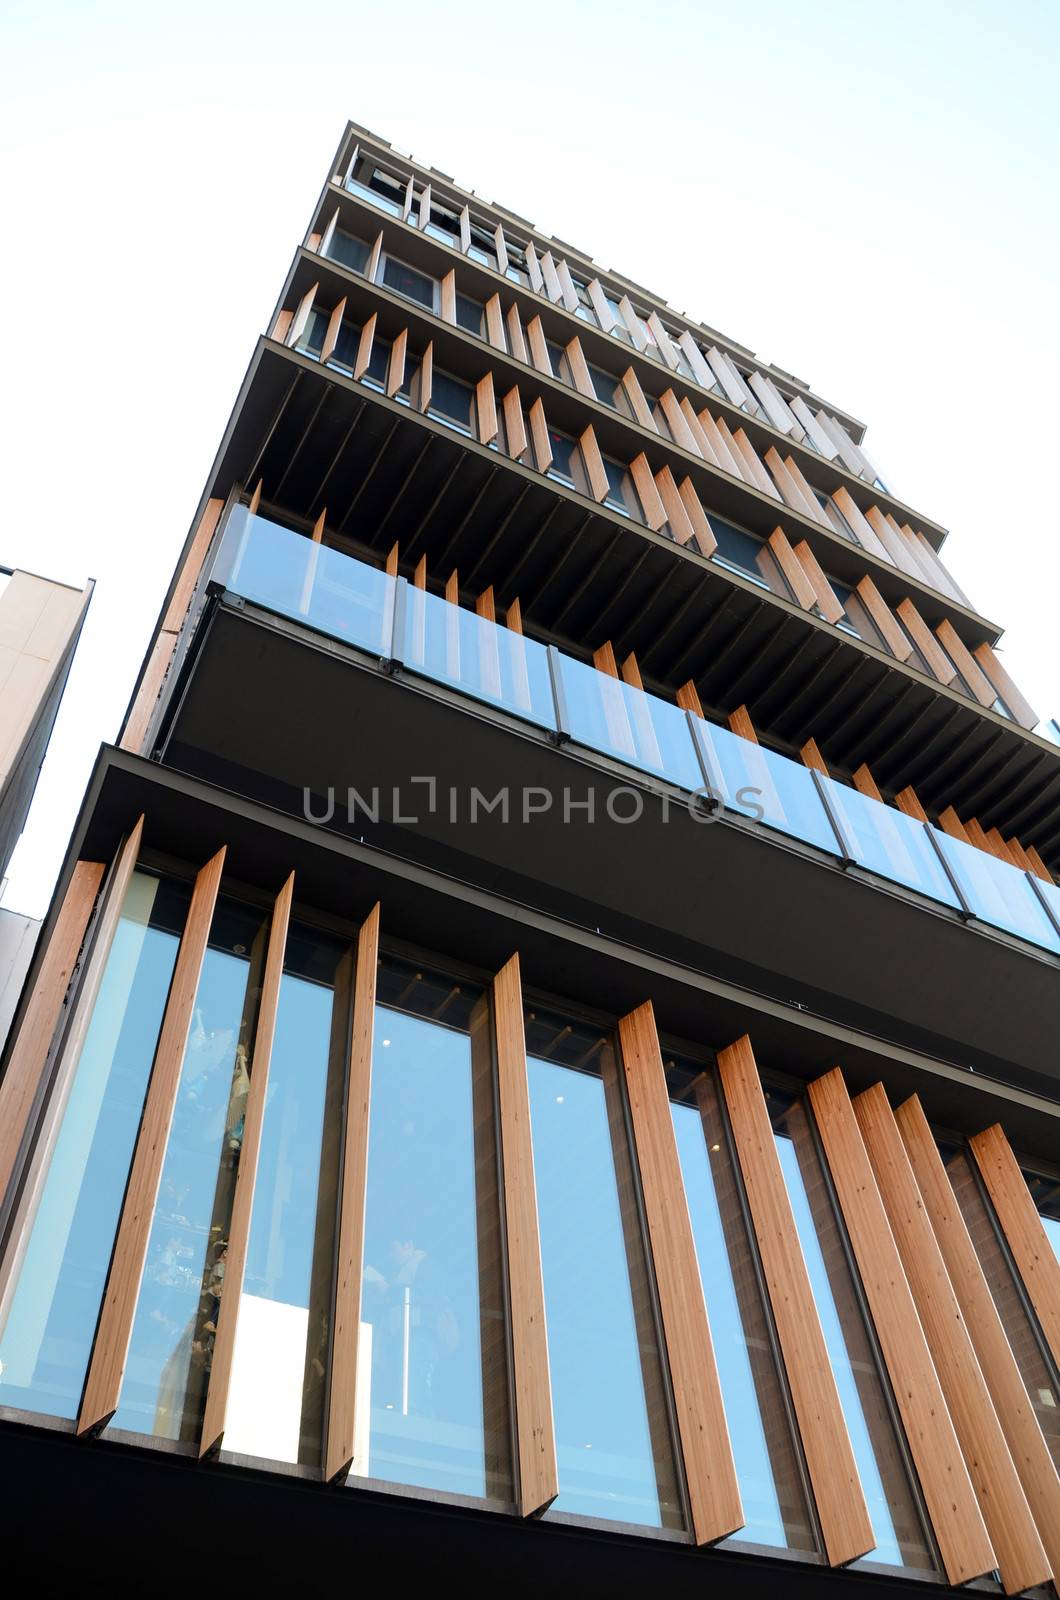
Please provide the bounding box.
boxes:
[602,457,639,518]
[455,292,484,337]
[503,242,531,287]
[380,253,436,312]
[545,341,570,384]
[424,200,461,248]
[326,228,372,276]
[588,364,620,408]
[346,162,405,217]
[467,223,496,269]
[428,369,475,436]
[709,516,786,599]
[545,427,580,490]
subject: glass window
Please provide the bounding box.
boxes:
[545,341,569,383]
[546,429,578,489]
[709,516,781,596]
[1023,1167,1060,1265]
[455,293,484,337]
[602,457,639,519]
[605,296,632,342]
[366,167,406,213]
[428,370,475,435]
[526,1006,684,1530]
[295,307,327,358]
[346,175,402,218]
[947,1150,1060,1472]
[326,229,371,275]
[468,223,496,269]
[222,920,351,1466]
[770,1095,936,1570]
[0,871,189,1420]
[588,365,620,408]
[667,1062,816,1552]
[354,957,511,1501]
[110,896,270,1441]
[504,243,530,287]
[380,255,436,312]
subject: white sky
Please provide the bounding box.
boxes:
[1,0,1058,918]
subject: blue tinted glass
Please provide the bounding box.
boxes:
[773,1103,934,1570]
[0,873,186,1419]
[669,1072,815,1551]
[560,654,702,790]
[696,719,840,853]
[821,780,960,907]
[527,1022,683,1529]
[404,585,556,729]
[222,923,348,1466]
[356,969,510,1500]
[112,898,266,1440]
[219,511,395,658]
[933,831,1060,952]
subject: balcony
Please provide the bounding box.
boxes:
[196,508,1060,962]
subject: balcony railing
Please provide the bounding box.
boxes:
[211,509,1060,958]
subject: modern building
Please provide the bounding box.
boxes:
[0,564,93,1046]
[1,122,1058,1595]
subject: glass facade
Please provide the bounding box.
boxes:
[525,1005,683,1530]
[0,871,189,1419]
[353,955,511,1500]
[111,896,268,1440]
[667,1062,816,1552]
[218,920,351,1466]
[769,1095,935,1571]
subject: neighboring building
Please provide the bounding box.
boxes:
[1,123,1059,1595]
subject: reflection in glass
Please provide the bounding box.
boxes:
[223,920,351,1465]
[667,1064,815,1551]
[526,1007,684,1530]
[404,585,555,730]
[697,720,839,854]
[560,654,702,791]
[111,897,267,1440]
[0,872,188,1419]
[947,1151,1060,1472]
[770,1097,935,1570]
[933,831,1060,953]
[820,779,960,908]
[354,958,511,1500]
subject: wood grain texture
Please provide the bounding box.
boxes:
[852,764,883,802]
[768,528,818,611]
[727,705,758,744]
[501,388,528,461]
[417,342,433,413]
[353,313,377,380]
[491,954,558,1516]
[320,296,347,365]
[792,540,844,625]
[807,1068,995,1585]
[78,845,227,1436]
[654,466,695,544]
[476,373,498,445]
[505,304,528,364]
[893,786,929,823]
[676,680,705,718]
[969,1123,1060,1370]
[972,643,1038,729]
[629,454,667,531]
[897,1094,1060,1585]
[565,337,595,399]
[528,398,553,473]
[833,490,890,561]
[799,738,829,776]
[579,425,609,503]
[385,328,408,399]
[896,600,956,684]
[658,390,701,455]
[765,447,818,519]
[440,270,456,325]
[0,858,105,1211]
[697,410,743,478]
[161,499,225,633]
[617,1003,743,1542]
[934,620,994,706]
[199,873,295,1458]
[938,805,971,843]
[1023,844,1053,885]
[855,577,912,660]
[325,902,380,1483]
[621,368,657,432]
[854,1084,1048,1594]
[676,477,717,555]
[485,294,506,353]
[526,315,551,376]
[716,1037,873,1566]
[732,428,780,500]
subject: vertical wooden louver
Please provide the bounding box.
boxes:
[806,1069,995,1586]
[853,1084,1049,1595]
[617,1004,744,1545]
[491,955,558,1517]
[716,1037,874,1566]
[325,903,380,1483]
[78,845,227,1436]
[968,1124,1060,1369]
[199,873,296,1459]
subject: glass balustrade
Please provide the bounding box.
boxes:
[933,831,1060,952]
[402,583,556,730]
[558,654,703,791]
[819,778,961,909]
[216,508,395,659]
[694,718,839,854]
[213,510,1060,959]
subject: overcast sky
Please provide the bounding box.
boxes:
[1,0,1058,918]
